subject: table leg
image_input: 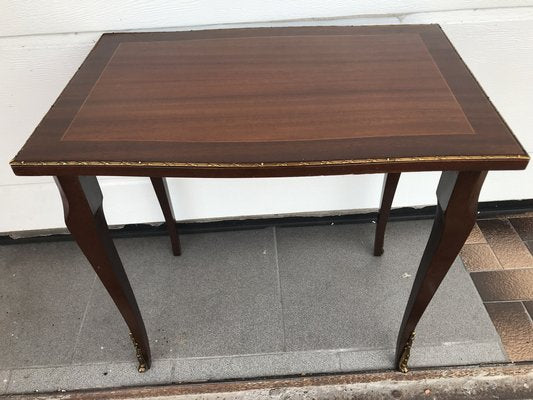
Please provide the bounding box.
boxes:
[374,173,401,256]
[150,177,181,256]
[395,170,487,372]
[55,176,151,372]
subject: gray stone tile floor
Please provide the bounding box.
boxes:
[0,220,507,395]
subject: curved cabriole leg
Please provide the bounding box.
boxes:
[374,172,401,256]
[151,177,181,256]
[55,176,151,372]
[395,170,487,373]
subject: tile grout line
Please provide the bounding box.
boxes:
[485,244,504,271]
[490,319,512,364]
[470,266,533,275]
[476,218,508,268]
[484,300,532,363]
[484,299,533,304]
[462,224,502,272]
[272,226,287,353]
[169,356,177,381]
[468,218,521,363]
[507,217,533,265]
[69,274,97,364]
[520,302,533,325]
[488,218,533,268]
[505,217,525,240]
[3,370,12,394]
[334,352,343,372]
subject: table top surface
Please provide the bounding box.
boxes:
[11,25,528,177]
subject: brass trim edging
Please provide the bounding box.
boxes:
[9,155,529,169]
[129,332,148,373]
[398,331,416,373]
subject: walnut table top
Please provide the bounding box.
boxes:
[11,25,528,178]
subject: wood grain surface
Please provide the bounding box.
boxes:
[11,25,529,177]
[62,34,473,143]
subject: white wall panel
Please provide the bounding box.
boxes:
[0,33,99,185]
[442,21,533,152]
[4,166,533,235]
[3,1,533,37]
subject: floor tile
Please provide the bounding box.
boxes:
[485,302,533,362]
[276,223,378,351]
[409,341,509,368]
[72,229,284,363]
[275,221,505,358]
[477,219,533,269]
[102,360,173,389]
[471,269,533,301]
[1,221,509,393]
[337,350,392,372]
[0,242,95,369]
[465,223,486,244]
[336,341,505,372]
[524,301,533,321]
[0,371,9,395]
[173,351,340,383]
[7,364,107,394]
[509,217,533,241]
[460,244,501,272]
[6,361,173,394]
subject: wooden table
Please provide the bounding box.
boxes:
[11,25,529,373]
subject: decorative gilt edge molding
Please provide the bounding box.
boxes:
[9,155,529,169]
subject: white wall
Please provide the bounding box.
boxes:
[2,2,533,234]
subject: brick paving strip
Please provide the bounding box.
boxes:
[2,365,532,400]
[460,214,533,362]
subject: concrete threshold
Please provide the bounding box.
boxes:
[3,364,532,400]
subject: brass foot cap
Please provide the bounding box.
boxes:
[398,331,415,374]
